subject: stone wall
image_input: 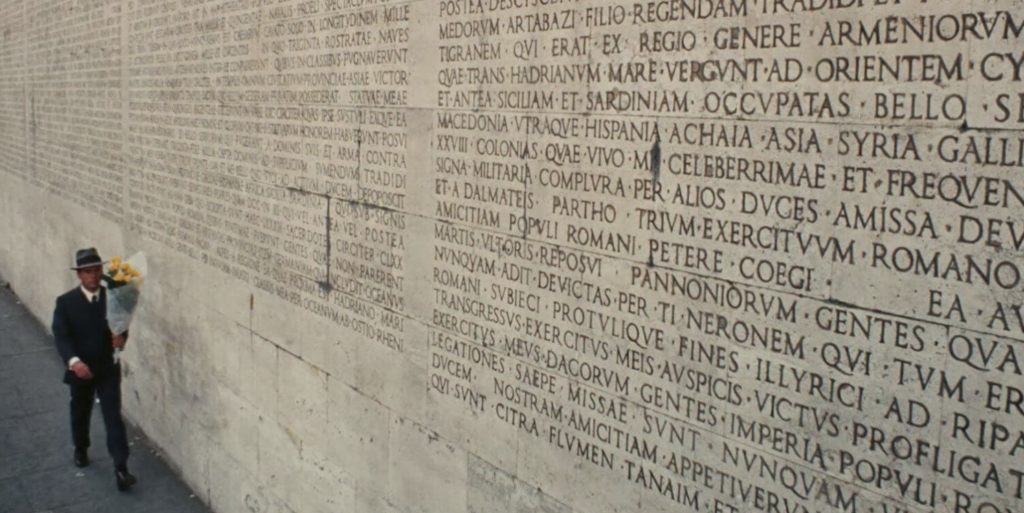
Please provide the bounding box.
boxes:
[2,0,1023,511]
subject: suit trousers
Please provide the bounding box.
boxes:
[69,367,129,467]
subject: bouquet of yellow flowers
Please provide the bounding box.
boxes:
[102,256,141,290]
[101,252,147,362]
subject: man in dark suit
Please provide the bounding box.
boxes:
[52,248,137,492]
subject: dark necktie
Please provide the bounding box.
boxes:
[91,295,99,305]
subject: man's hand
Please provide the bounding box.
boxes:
[71,361,93,380]
[112,333,126,350]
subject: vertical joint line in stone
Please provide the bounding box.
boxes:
[520,121,530,239]
[324,196,332,292]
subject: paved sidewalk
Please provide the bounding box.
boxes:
[0,279,210,513]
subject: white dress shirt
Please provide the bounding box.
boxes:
[67,286,101,370]
[81,285,100,304]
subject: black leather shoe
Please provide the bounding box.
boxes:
[73,447,89,468]
[115,467,137,492]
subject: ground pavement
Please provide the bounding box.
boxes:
[0,278,210,513]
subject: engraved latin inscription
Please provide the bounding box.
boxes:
[426,1,1024,512]
[124,0,410,350]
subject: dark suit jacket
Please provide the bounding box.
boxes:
[52,287,123,384]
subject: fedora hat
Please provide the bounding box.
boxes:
[71,248,106,270]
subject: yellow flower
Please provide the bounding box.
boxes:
[108,264,119,273]
[128,269,140,278]
[120,262,131,272]
[110,256,122,267]
[113,272,127,282]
